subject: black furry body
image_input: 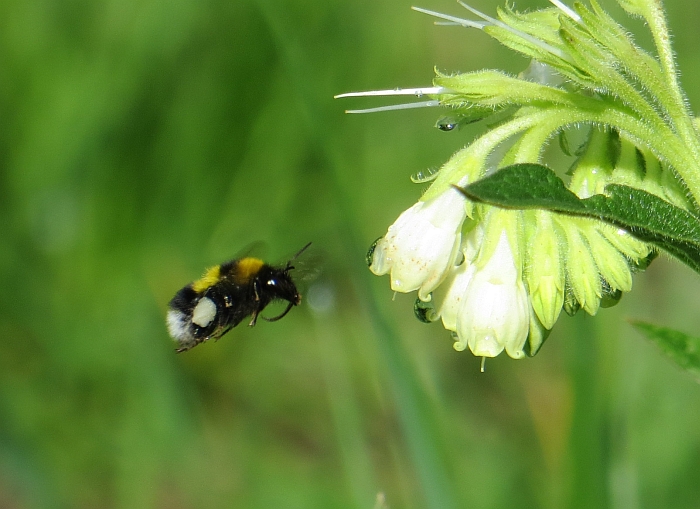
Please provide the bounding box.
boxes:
[166,250,307,353]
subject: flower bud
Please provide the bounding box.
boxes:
[525,210,564,329]
[559,218,602,316]
[569,128,615,199]
[584,227,633,293]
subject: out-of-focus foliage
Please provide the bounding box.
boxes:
[1,0,700,508]
[631,321,700,380]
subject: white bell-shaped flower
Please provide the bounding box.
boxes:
[370,187,467,300]
[455,229,530,359]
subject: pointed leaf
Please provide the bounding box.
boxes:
[458,163,700,273]
[630,321,700,378]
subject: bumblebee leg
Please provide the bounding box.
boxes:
[214,327,232,341]
[262,300,295,322]
[253,279,261,302]
[248,280,264,326]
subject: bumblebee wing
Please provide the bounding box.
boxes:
[243,240,267,258]
[289,244,323,286]
[227,241,267,262]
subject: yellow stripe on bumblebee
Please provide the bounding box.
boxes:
[166,242,313,353]
[192,265,221,293]
[234,257,265,284]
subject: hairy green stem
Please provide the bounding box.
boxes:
[646,0,700,200]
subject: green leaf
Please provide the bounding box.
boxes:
[630,321,700,378]
[458,163,700,273]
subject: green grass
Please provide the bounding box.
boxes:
[1,0,700,507]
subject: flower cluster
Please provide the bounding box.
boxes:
[368,136,658,359]
[343,0,700,359]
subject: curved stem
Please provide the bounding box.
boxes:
[423,110,551,200]
[646,0,700,200]
[512,117,569,163]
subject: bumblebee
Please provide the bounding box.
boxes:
[167,243,311,352]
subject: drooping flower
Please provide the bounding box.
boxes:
[369,186,467,301]
[343,0,699,360]
[447,210,530,358]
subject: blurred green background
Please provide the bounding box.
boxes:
[2,0,700,507]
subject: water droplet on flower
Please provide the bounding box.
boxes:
[366,237,382,266]
[436,117,460,131]
[414,297,436,323]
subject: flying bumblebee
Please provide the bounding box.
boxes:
[167,242,312,353]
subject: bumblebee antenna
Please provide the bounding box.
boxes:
[286,242,312,270]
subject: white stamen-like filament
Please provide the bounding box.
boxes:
[344,100,441,114]
[548,0,581,22]
[457,1,501,25]
[414,3,568,61]
[410,6,487,29]
[334,87,446,99]
[335,87,445,114]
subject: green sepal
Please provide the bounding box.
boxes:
[614,0,649,18]
[562,281,581,317]
[630,321,700,378]
[524,306,552,357]
[457,163,700,274]
[487,7,580,80]
[434,70,582,110]
[433,102,498,125]
[630,250,658,272]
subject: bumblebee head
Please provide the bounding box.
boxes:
[258,265,301,306]
[256,242,312,308]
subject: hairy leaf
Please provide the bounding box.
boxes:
[458,163,700,273]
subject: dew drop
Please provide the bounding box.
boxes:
[366,237,382,266]
[436,116,460,131]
